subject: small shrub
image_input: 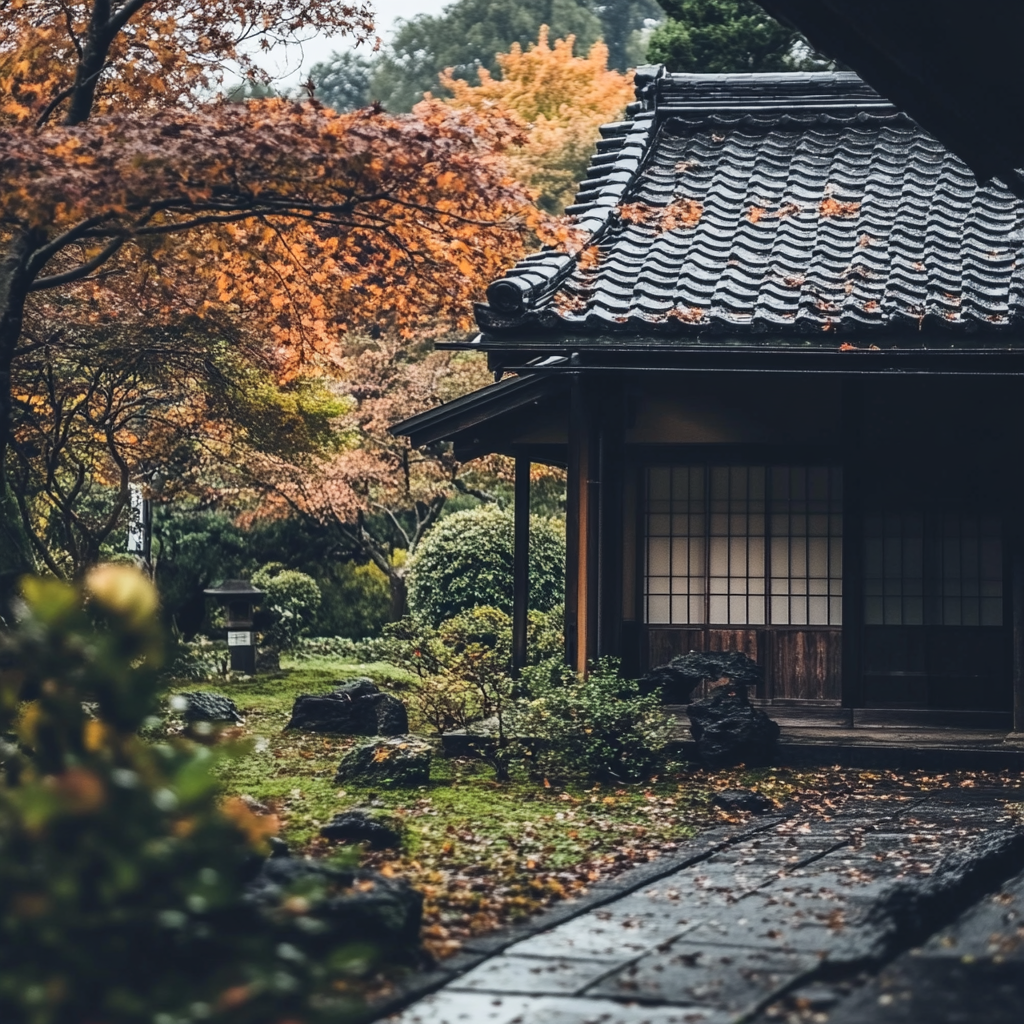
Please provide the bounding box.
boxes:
[252,562,322,651]
[513,658,675,783]
[166,635,229,680]
[406,504,565,624]
[378,606,564,733]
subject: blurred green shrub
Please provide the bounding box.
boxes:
[406,505,565,625]
[167,636,230,680]
[513,657,675,783]
[0,566,371,1024]
[252,563,322,651]
[312,561,390,639]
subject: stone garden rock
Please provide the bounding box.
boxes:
[441,716,500,758]
[687,685,779,767]
[640,650,764,704]
[245,849,424,965]
[320,809,402,849]
[178,691,244,724]
[712,788,775,814]
[286,678,409,736]
[335,735,432,787]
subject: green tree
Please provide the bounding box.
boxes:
[588,0,665,71]
[308,50,376,112]
[647,0,828,72]
[371,0,604,111]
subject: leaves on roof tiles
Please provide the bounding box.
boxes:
[748,202,801,224]
[618,199,703,232]
[819,196,861,218]
[668,306,706,323]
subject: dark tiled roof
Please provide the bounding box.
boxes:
[478,70,1024,341]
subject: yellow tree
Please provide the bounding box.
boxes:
[438,26,636,213]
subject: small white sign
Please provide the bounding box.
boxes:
[227,631,253,647]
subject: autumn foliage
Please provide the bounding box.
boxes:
[0,0,550,592]
[438,26,635,213]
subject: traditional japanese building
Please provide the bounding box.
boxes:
[394,70,1024,737]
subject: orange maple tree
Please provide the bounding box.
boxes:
[438,26,635,213]
[0,0,541,593]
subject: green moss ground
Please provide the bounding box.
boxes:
[172,659,1022,960]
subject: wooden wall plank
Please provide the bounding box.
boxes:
[771,630,842,700]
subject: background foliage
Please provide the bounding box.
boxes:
[647,0,829,72]
[251,563,323,651]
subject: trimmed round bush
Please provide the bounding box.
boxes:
[406,505,564,625]
[252,563,322,650]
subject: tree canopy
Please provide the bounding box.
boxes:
[647,0,828,72]
[0,0,547,599]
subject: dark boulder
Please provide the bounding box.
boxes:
[441,716,499,758]
[178,691,244,724]
[245,850,423,965]
[712,788,775,814]
[638,664,702,704]
[687,685,779,767]
[641,650,764,704]
[286,678,408,736]
[320,809,402,849]
[333,677,377,698]
[335,735,432,787]
[372,694,410,736]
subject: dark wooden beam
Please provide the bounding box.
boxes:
[512,454,530,676]
[564,375,583,670]
[1013,385,1024,736]
[597,383,626,661]
[840,378,864,710]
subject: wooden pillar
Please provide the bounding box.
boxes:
[565,374,600,674]
[597,385,626,661]
[1012,527,1024,735]
[1012,384,1024,736]
[840,378,864,713]
[512,454,530,675]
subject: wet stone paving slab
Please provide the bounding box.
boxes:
[386,793,1024,1024]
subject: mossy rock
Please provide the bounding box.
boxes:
[334,735,432,787]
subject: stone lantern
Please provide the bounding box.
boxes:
[203,579,264,674]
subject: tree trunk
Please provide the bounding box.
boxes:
[388,570,408,621]
[0,231,42,605]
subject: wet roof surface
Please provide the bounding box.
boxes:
[478,72,1024,344]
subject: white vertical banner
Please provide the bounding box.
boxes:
[127,483,150,555]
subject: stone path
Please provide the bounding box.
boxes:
[384,791,1024,1024]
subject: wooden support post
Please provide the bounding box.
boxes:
[597,384,626,661]
[565,374,600,674]
[1012,526,1024,735]
[1013,383,1024,737]
[512,454,530,676]
[564,375,583,671]
[841,378,864,716]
